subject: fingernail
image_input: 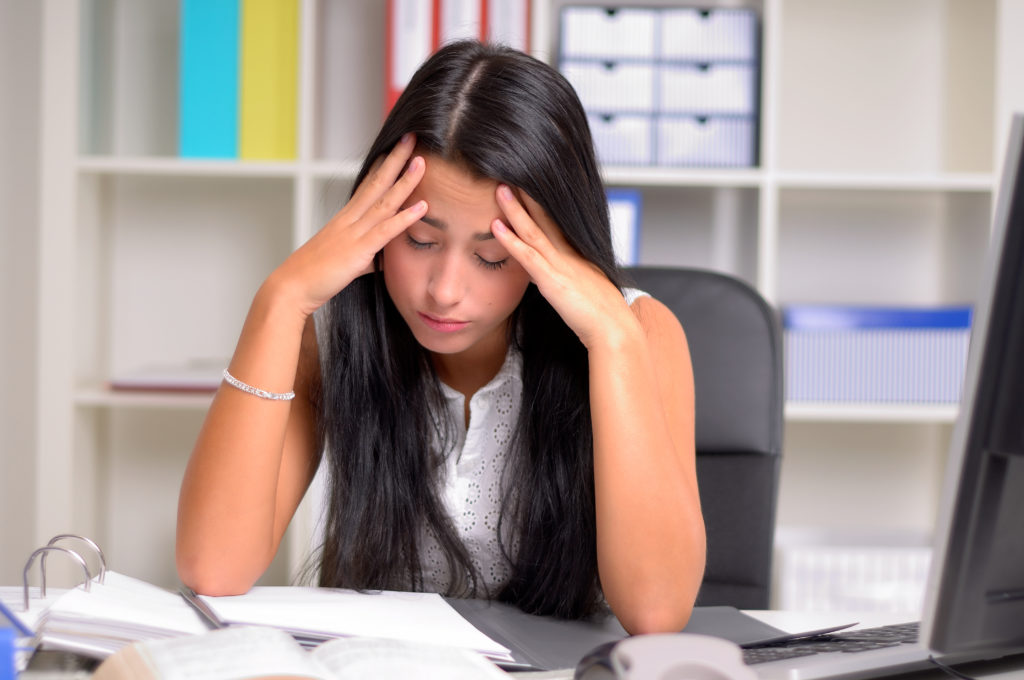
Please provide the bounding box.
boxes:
[414,200,427,212]
[400,133,413,145]
[408,156,422,172]
[492,219,508,233]
[498,185,513,201]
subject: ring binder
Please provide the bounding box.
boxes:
[21,533,105,611]
[22,546,92,610]
[43,534,107,585]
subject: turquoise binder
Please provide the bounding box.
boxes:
[179,0,239,158]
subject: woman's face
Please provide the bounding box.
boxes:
[382,153,532,362]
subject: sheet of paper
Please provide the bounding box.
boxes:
[0,585,63,633]
[201,587,512,660]
[138,626,329,680]
[2,586,66,672]
[313,636,511,680]
[42,572,208,638]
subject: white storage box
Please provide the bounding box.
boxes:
[589,113,653,165]
[784,305,972,404]
[776,543,932,614]
[656,116,756,167]
[658,63,758,115]
[561,60,655,113]
[660,8,759,61]
[561,7,657,59]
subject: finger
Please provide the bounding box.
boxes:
[518,191,572,251]
[495,185,558,258]
[348,133,418,216]
[357,199,428,270]
[359,154,427,228]
[491,217,555,283]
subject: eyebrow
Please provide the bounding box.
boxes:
[420,214,495,241]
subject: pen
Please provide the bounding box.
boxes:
[178,586,227,631]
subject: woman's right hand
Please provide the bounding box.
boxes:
[271,133,428,317]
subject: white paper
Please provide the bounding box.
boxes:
[140,626,330,680]
[201,587,512,660]
[313,636,511,680]
[36,572,209,657]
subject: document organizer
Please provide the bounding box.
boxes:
[559,5,761,168]
[21,534,107,610]
[783,305,973,404]
[16,536,211,660]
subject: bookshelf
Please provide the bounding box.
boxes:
[35,0,1024,596]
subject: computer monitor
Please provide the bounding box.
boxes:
[921,113,1024,659]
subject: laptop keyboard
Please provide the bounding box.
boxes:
[743,622,921,665]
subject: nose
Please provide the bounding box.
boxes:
[426,253,467,309]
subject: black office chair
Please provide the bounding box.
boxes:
[624,266,784,610]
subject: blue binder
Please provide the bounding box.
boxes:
[179,0,240,158]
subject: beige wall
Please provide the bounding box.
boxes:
[0,0,42,583]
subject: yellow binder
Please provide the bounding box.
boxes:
[240,0,299,160]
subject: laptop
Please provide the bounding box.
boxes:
[746,114,1024,680]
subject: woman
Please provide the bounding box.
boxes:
[176,40,704,635]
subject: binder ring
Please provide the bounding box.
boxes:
[22,546,92,611]
[43,534,107,585]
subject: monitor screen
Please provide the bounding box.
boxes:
[922,114,1024,658]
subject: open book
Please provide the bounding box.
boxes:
[93,625,512,680]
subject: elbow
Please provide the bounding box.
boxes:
[616,592,697,635]
[609,547,706,636]
[177,560,256,597]
[176,544,264,597]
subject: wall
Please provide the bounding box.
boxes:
[0,1,42,582]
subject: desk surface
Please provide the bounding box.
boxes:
[14,606,1024,680]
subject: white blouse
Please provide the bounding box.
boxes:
[420,287,650,595]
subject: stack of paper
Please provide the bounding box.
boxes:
[199,587,515,665]
[29,574,514,666]
[1,586,64,672]
[109,359,226,392]
[33,572,209,658]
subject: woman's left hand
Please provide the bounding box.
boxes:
[491,185,635,349]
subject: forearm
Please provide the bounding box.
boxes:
[588,315,705,634]
[176,275,315,594]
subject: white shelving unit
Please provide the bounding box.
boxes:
[34,0,1024,592]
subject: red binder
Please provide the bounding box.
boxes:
[385,0,530,115]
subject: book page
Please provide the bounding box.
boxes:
[311,636,511,680]
[113,626,330,680]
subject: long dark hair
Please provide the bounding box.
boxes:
[315,40,625,619]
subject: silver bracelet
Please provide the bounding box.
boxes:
[221,368,295,401]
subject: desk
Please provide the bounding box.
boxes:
[14,608,1024,680]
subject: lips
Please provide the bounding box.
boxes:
[417,312,470,333]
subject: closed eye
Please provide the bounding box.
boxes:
[405,234,434,250]
[476,254,508,270]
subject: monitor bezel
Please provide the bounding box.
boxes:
[920,114,1024,658]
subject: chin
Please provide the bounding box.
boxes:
[411,331,476,356]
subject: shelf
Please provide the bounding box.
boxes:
[602,166,763,188]
[75,387,215,410]
[785,402,958,424]
[309,160,364,180]
[30,0,1015,591]
[773,172,994,193]
[78,156,301,178]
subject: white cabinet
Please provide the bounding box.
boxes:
[35,0,1024,592]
